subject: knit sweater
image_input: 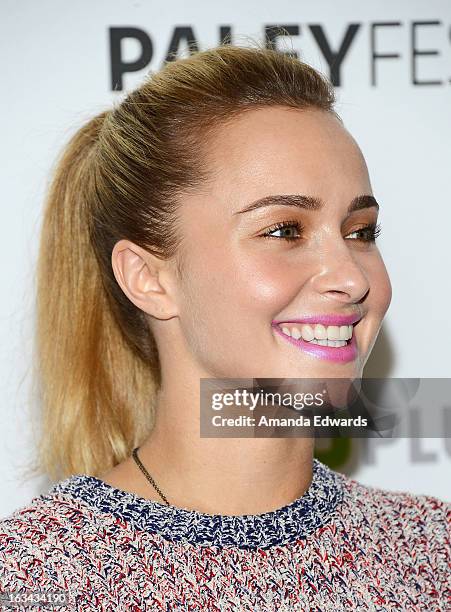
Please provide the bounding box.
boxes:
[0,459,449,611]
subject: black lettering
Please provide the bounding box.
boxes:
[109,27,153,91]
[264,25,300,58]
[308,24,361,86]
[411,21,443,85]
[219,26,232,45]
[165,26,200,63]
[371,22,401,86]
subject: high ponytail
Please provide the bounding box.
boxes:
[32,112,158,480]
[29,43,336,480]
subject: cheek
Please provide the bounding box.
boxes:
[365,253,392,317]
[212,248,312,327]
[176,249,297,376]
[178,249,304,341]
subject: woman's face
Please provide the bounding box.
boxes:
[173,106,391,380]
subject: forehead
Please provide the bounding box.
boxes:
[201,106,371,204]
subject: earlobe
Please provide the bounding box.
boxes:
[111,239,178,320]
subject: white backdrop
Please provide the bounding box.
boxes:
[1,0,450,517]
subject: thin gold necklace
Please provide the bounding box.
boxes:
[131,446,170,506]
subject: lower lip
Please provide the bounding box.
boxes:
[272,325,358,363]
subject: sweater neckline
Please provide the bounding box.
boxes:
[45,458,344,550]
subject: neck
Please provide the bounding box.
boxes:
[137,380,315,516]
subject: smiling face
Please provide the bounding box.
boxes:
[170,106,391,379]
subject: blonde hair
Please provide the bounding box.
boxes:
[31,43,336,480]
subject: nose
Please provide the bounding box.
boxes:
[311,245,370,306]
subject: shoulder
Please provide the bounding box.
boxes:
[0,478,111,594]
[337,471,450,573]
[342,472,450,531]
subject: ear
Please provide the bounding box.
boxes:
[111,239,179,320]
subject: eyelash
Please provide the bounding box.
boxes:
[260,220,382,243]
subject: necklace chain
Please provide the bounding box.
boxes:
[131,447,170,506]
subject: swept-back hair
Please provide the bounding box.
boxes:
[31,42,336,479]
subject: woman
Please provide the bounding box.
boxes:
[0,44,449,610]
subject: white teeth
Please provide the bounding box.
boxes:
[314,324,327,340]
[339,325,349,340]
[327,326,340,340]
[310,339,347,347]
[300,325,314,341]
[279,322,354,346]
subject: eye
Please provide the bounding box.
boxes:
[345,222,382,243]
[260,220,304,241]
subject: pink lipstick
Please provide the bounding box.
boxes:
[271,313,362,363]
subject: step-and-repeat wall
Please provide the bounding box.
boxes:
[1,0,450,516]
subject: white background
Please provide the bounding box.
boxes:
[1,0,450,517]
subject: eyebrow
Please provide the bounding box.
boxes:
[233,194,379,215]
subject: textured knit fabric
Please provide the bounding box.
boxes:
[0,459,449,611]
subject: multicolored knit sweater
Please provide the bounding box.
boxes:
[0,459,449,611]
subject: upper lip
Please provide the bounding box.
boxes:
[272,312,363,327]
